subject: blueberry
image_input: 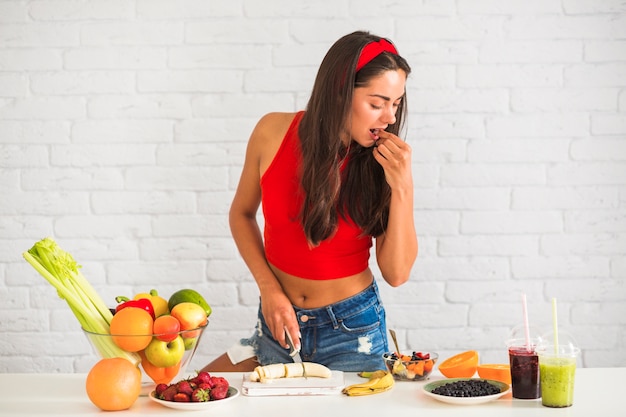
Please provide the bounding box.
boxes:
[431,380,501,397]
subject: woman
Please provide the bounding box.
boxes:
[202,31,417,373]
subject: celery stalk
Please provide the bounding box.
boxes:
[23,238,140,366]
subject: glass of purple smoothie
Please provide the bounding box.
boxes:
[506,326,544,400]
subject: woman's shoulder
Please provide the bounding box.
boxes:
[247,112,301,170]
[254,111,300,135]
[249,111,301,148]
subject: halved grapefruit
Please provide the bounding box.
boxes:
[477,363,511,384]
[438,350,479,378]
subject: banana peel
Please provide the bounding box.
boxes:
[342,370,394,396]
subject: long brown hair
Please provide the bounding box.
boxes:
[298,31,411,246]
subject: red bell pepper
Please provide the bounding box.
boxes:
[114,296,156,320]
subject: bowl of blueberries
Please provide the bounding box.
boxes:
[423,378,511,405]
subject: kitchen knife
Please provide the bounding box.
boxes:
[284,327,303,364]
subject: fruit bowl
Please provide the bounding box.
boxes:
[83,323,207,389]
[382,351,438,381]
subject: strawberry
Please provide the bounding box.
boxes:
[198,382,212,391]
[155,383,168,396]
[195,371,212,385]
[173,392,190,402]
[413,351,430,360]
[210,376,228,388]
[191,388,210,402]
[210,384,229,400]
[176,380,194,396]
[160,385,179,402]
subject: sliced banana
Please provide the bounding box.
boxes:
[302,362,332,378]
[255,363,285,381]
[249,362,332,382]
[284,362,304,378]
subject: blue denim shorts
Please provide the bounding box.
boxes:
[231,280,389,372]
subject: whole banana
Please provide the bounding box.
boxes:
[342,370,395,396]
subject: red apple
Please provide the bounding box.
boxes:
[170,302,207,331]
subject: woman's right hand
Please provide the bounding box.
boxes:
[260,290,299,350]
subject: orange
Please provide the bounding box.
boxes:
[438,350,479,378]
[85,358,142,411]
[109,307,154,352]
[477,363,511,384]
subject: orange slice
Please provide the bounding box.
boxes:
[477,363,511,384]
[438,350,479,378]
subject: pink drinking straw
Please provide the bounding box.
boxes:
[522,293,531,352]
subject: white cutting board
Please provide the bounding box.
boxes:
[241,370,345,396]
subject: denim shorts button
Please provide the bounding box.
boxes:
[300,315,309,323]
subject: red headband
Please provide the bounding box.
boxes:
[355,39,398,72]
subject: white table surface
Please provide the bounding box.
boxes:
[0,368,622,416]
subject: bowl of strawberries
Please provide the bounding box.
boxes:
[149,371,239,410]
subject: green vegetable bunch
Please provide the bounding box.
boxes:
[23,237,140,366]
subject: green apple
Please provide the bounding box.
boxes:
[144,335,185,368]
[183,336,197,351]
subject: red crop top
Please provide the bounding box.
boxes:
[260,111,373,280]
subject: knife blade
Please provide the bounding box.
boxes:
[284,327,303,363]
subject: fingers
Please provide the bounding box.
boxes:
[277,327,300,350]
[373,131,413,190]
[284,325,302,351]
[276,328,289,349]
[376,129,402,146]
[261,294,300,350]
[375,131,405,157]
[375,134,409,163]
[269,321,290,349]
[265,312,300,349]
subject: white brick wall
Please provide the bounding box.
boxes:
[1,0,624,373]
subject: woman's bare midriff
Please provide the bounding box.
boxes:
[269,265,374,309]
[200,268,376,373]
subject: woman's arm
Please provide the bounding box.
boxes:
[229,114,299,349]
[372,130,418,287]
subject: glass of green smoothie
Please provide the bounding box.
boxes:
[538,344,580,408]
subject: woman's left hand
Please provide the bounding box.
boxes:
[372,130,413,191]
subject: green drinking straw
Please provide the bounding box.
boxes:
[552,297,559,356]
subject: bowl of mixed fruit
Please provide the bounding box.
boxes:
[383,351,438,381]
